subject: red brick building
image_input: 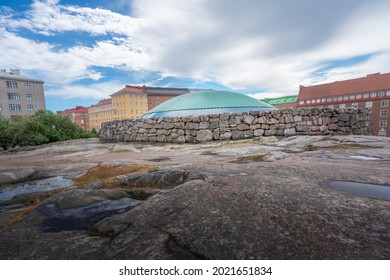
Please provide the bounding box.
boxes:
[297,73,390,137]
[145,86,190,110]
[57,106,89,131]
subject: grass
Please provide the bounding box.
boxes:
[73,163,154,187]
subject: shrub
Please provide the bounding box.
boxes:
[0,110,96,150]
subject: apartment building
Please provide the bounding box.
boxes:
[111,85,189,120]
[0,69,45,118]
[297,73,390,137]
[57,106,90,131]
[88,99,113,131]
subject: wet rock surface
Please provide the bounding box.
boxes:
[0,136,389,259]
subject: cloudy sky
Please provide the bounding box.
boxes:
[1,0,390,112]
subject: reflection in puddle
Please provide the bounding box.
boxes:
[348,156,382,160]
[0,176,73,201]
[324,181,390,201]
[38,197,142,232]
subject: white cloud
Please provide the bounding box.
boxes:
[4,0,143,36]
[1,0,390,102]
[45,80,124,99]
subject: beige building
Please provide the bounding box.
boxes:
[0,69,45,118]
[88,99,114,131]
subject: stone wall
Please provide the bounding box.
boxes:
[100,108,372,143]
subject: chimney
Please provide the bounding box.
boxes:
[10,69,20,75]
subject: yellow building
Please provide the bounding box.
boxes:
[88,99,113,131]
[111,85,149,120]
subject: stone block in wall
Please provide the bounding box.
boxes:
[185,135,196,143]
[267,118,279,124]
[254,129,264,136]
[185,122,199,130]
[264,129,276,136]
[293,116,302,122]
[243,115,255,125]
[284,114,293,123]
[182,116,191,123]
[164,129,171,136]
[196,129,213,142]
[148,136,157,142]
[284,128,296,136]
[237,124,250,130]
[232,130,244,140]
[219,120,229,127]
[208,121,219,130]
[138,128,146,133]
[220,113,230,120]
[328,123,339,130]
[296,125,308,132]
[173,135,186,143]
[261,124,270,129]
[174,122,185,129]
[157,135,166,142]
[243,130,254,138]
[257,116,267,124]
[220,132,232,140]
[199,122,209,129]
[190,116,200,123]
[249,111,259,116]
[235,116,243,124]
[250,124,261,130]
[319,126,328,132]
[164,122,175,129]
[213,129,220,140]
[200,115,209,122]
[276,129,284,136]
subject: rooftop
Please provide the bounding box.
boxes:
[0,69,44,83]
[298,72,390,99]
[262,95,298,105]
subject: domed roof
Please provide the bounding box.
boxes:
[143,90,275,118]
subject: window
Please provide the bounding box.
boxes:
[365,101,373,108]
[316,99,320,103]
[136,110,138,114]
[9,104,21,111]
[156,103,160,106]
[363,93,369,98]
[149,96,152,100]
[8,93,20,100]
[356,94,362,99]
[352,103,358,109]
[307,100,311,104]
[24,83,31,90]
[350,95,355,100]
[343,96,348,101]
[27,105,34,112]
[328,105,334,109]
[387,91,390,96]
[130,94,133,98]
[380,110,388,117]
[332,97,337,101]
[326,97,332,102]
[379,130,387,137]
[0,104,2,112]
[339,104,345,109]
[379,120,387,127]
[370,92,377,97]
[6,81,18,88]
[149,103,152,107]
[381,100,389,107]
[321,98,326,103]
[130,102,132,106]
[379,92,385,97]
[311,99,315,103]
[135,102,138,106]
[299,101,304,105]
[140,102,143,106]
[156,96,161,100]
[81,119,84,124]
[26,94,33,101]
[338,96,343,101]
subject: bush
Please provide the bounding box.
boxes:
[0,110,96,150]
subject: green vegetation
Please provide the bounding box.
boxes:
[0,110,98,150]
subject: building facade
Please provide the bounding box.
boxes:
[88,99,113,131]
[110,85,189,120]
[0,69,45,118]
[297,72,390,137]
[57,106,89,131]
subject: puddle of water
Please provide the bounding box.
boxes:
[324,181,390,201]
[38,197,142,232]
[348,156,382,161]
[0,176,73,201]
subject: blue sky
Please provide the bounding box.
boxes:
[1,0,390,112]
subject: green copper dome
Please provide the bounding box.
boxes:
[143,90,275,118]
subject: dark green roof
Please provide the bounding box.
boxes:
[262,95,298,105]
[143,90,275,118]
